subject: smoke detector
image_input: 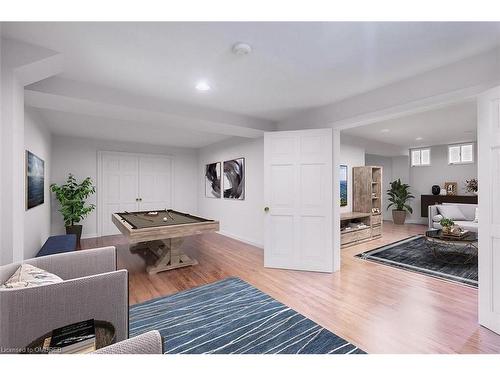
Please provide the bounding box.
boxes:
[232,42,252,56]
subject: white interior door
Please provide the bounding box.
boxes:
[264,129,333,272]
[478,86,500,334]
[100,153,139,236]
[138,156,173,211]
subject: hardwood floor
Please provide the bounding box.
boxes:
[80,222,500,354]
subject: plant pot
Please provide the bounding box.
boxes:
[392,210,407,225]
[66,225,83,243]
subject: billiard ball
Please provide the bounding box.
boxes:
[163,217,168,222]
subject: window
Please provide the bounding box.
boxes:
[448,143,474,164]
[411,148,431,167]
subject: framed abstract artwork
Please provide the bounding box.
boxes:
[205,162,221,198]
[340,165,348,207]
[26,150,45,210]
[223,158,245,200]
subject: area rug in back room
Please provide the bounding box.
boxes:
[356,235,477,287]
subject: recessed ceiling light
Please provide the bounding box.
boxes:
[195,81,211,92]
[416,137,423,141]
[380,129,390,133]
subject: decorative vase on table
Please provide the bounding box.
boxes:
[431,185,441,196]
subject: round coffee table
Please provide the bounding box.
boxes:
[25,320,115,354]
[425,230,478,265]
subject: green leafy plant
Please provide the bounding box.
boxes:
[440,218,455,228]
[50,174,96,227]
[386,179,414,213]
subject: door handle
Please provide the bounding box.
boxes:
[264,207,270,212]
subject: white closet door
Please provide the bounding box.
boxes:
[101,153,139,236]
[138,156,173,211]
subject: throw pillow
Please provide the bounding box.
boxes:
[437,205,466,221]
[474,207,479,223]
[432,214,443,222]
[0,264,63,289]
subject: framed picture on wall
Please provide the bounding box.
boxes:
[340,165,348,207]
[445,182,458,196]
[223,158,245,200]
[205,162,221,198]
[26,150,45,210]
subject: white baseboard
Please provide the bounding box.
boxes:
[81,233,98,240]
[217,230,263,249]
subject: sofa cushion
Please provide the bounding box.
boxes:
[442,203,477,221]
[0,264,63,289]
[437,205,466,221]
[432,214,443,222]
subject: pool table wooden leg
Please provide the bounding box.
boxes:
[144,238,198,274]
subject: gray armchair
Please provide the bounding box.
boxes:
[0,247,128,353]
[93,330,163,354]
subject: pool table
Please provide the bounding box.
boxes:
[112,209,219,274]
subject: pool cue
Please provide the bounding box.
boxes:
[166,209,174,220]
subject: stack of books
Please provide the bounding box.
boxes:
[43,319,96,354]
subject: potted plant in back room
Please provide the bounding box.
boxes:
[386,179,414,225]
[465,178,478,195]
[50,173,96,243]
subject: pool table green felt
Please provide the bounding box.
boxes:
[117,210,210,229]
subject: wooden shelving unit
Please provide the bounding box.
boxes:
[340,166,383,248]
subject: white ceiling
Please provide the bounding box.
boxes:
[4,22,500,121]
[37,109,232,148]
[342,101,477,149]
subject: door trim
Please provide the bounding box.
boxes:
[97,151,175,237]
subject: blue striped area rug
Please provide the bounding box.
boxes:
[130,277,364,354]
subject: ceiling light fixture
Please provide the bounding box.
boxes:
[195,81,211,92]
[232,42,252,56]
[416,137,423,141]
[380,129,390,133]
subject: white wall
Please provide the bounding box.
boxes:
[339,137,365,214]
[0,38,62,265]
[24,108,51,259]
[50,135,198,238]
[198,137,264,247]
[1,55,25,264]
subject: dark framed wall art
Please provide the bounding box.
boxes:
[26,150,45,209]
[223,158,245,200]
[205,162,221,198]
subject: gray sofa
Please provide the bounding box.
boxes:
[0,246,128,353]
[428,203,478,233]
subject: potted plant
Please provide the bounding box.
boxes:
[465,178,478,195]
[439,218,455,234]
[50,174,96,243]
[387,179,414,225]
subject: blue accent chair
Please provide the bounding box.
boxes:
[36,234,77,257]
